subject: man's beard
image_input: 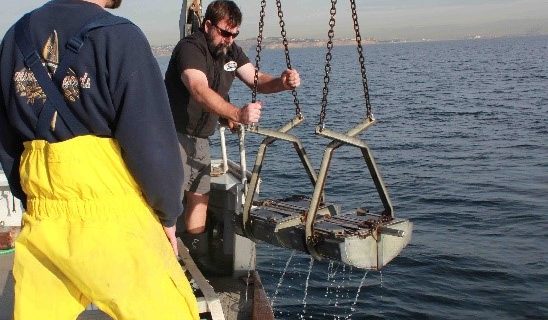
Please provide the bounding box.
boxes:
[206,36,232,59]
[106,0,122,9]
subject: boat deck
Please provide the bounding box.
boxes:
[0,249,271,320]
[0,252,15,320]
[0,252,112,320]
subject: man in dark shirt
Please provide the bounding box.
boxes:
[0,0,198,318]
[164,0,300,272]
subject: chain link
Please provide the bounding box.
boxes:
[276,0,301,116]
[349,0,372,119]
[252,0,267,103]
[318,0,337,127]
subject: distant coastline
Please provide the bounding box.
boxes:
[152,37,376,57]
[151,34,546,57]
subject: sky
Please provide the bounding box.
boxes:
[1,0,547,46]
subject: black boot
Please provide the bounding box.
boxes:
[180,232,227,276]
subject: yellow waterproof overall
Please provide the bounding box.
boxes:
[13,136,199,320]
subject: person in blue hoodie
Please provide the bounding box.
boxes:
[0,1,198,319]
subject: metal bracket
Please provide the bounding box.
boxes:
[242,115,319,239]
[305,117,394,261]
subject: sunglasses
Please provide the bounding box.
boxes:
[212,24,239,39]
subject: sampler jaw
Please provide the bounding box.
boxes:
[235,196,413,270]
[338,218,413,270]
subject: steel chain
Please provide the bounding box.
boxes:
[252,0,267,103]
[349,0,372,119]
[318,0,337,127]
[276,0,301,116]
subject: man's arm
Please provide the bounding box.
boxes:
[182,68,261,124]
[236,62,301,94]
[0,83,25,203]
[0,92,24,249]
[110,25,184,229]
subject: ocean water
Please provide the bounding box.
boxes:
[157,35,548,319]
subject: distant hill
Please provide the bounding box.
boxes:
[151,37,378,57]
[151,31,547,57]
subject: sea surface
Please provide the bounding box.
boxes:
[157,35,547,319]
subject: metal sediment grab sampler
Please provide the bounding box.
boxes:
[237,195,412,270]
[229,116,413,271]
